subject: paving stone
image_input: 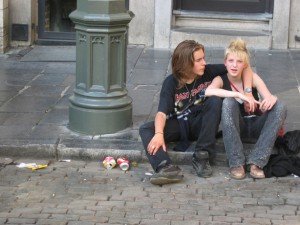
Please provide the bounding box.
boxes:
[0,218,7,224]
[6,218,36,224]
[139,219,171,225]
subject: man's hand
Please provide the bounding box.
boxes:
[147,133,166,155]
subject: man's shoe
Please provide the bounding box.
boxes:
[192,151,212,178]
[150,164,183,185]
[230,165,246,180]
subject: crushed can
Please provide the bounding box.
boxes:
[103,156,116,169]
[117,157,130,171]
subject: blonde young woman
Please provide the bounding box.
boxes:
[205,38,287,179]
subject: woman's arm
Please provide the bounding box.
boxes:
[253,73,277,111]
[206,88,256,104]
[206,76,258,104]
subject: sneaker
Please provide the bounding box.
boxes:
[150,164,183,185]
[230,165,246,180]
[192,151,212,178]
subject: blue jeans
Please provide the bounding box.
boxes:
[221,98,287,168]
[139,96,222,172]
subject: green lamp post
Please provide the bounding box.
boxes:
[69,0,133,135]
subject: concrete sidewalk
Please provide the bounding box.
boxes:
[0,45,300,225]
[0,45,299,165]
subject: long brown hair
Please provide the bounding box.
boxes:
[172,40,205,88]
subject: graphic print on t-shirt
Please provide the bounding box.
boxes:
[174,81,211,115]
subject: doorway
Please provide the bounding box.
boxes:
[37,0,130,45]
[37,0,76,45]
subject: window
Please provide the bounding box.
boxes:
[173,0,274,14]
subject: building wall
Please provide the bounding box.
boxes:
[128,0,155,47]
[9,0,36,47]
[0,0,8,53]
[289,0,300,49]
[272,0,290,49]
[128,0,300,50]
[1,0,300,51]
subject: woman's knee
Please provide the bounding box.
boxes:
[222,98,238,113]
[273,100,287,119]
[222,98,237,108]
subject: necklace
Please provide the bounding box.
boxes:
[229,80,243,92]
[185,79,196,102]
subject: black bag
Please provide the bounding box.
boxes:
[263,154,300,178]
[275,130,300,155]
[264,130,300,178]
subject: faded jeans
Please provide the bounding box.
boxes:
[221,98,287,169]
[139,96,222,172]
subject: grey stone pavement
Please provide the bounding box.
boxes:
[0,45,300,224]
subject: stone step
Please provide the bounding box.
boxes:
[173,11,272,32]
[171,11,272,49]
[170,27,271,49]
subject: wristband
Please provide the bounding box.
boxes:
[244,88,252,93]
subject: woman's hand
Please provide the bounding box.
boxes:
[147,133,166,155]
[260,94,277,111]
[238,92,260,107]
[243,92,257,113]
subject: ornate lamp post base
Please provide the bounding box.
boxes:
[69,0,133,135]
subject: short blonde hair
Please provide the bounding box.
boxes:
[225,38,250,67]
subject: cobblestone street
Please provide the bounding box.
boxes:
[0,158,300,225]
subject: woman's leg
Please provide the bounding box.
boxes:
[139,118,180,172]
[222,98,246,168]
[247,100,287,168]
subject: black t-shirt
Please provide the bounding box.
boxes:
[158,64,226,118]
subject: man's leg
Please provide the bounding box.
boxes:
[190,96,222,177]
[139,119,183,184]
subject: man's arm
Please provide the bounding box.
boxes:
[253,73,277,111]
[147,112,167,155]
[241,65,256,112]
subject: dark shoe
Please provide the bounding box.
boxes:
[150,164,183,185]
[230,165,246,180]
[249,164,265,179]
[192,151,212,178]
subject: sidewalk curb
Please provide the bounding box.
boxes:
[0,143,57,159]
[0,138,230,167]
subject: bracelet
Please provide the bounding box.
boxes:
[244,88,252,93]
[155,132,163,135]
